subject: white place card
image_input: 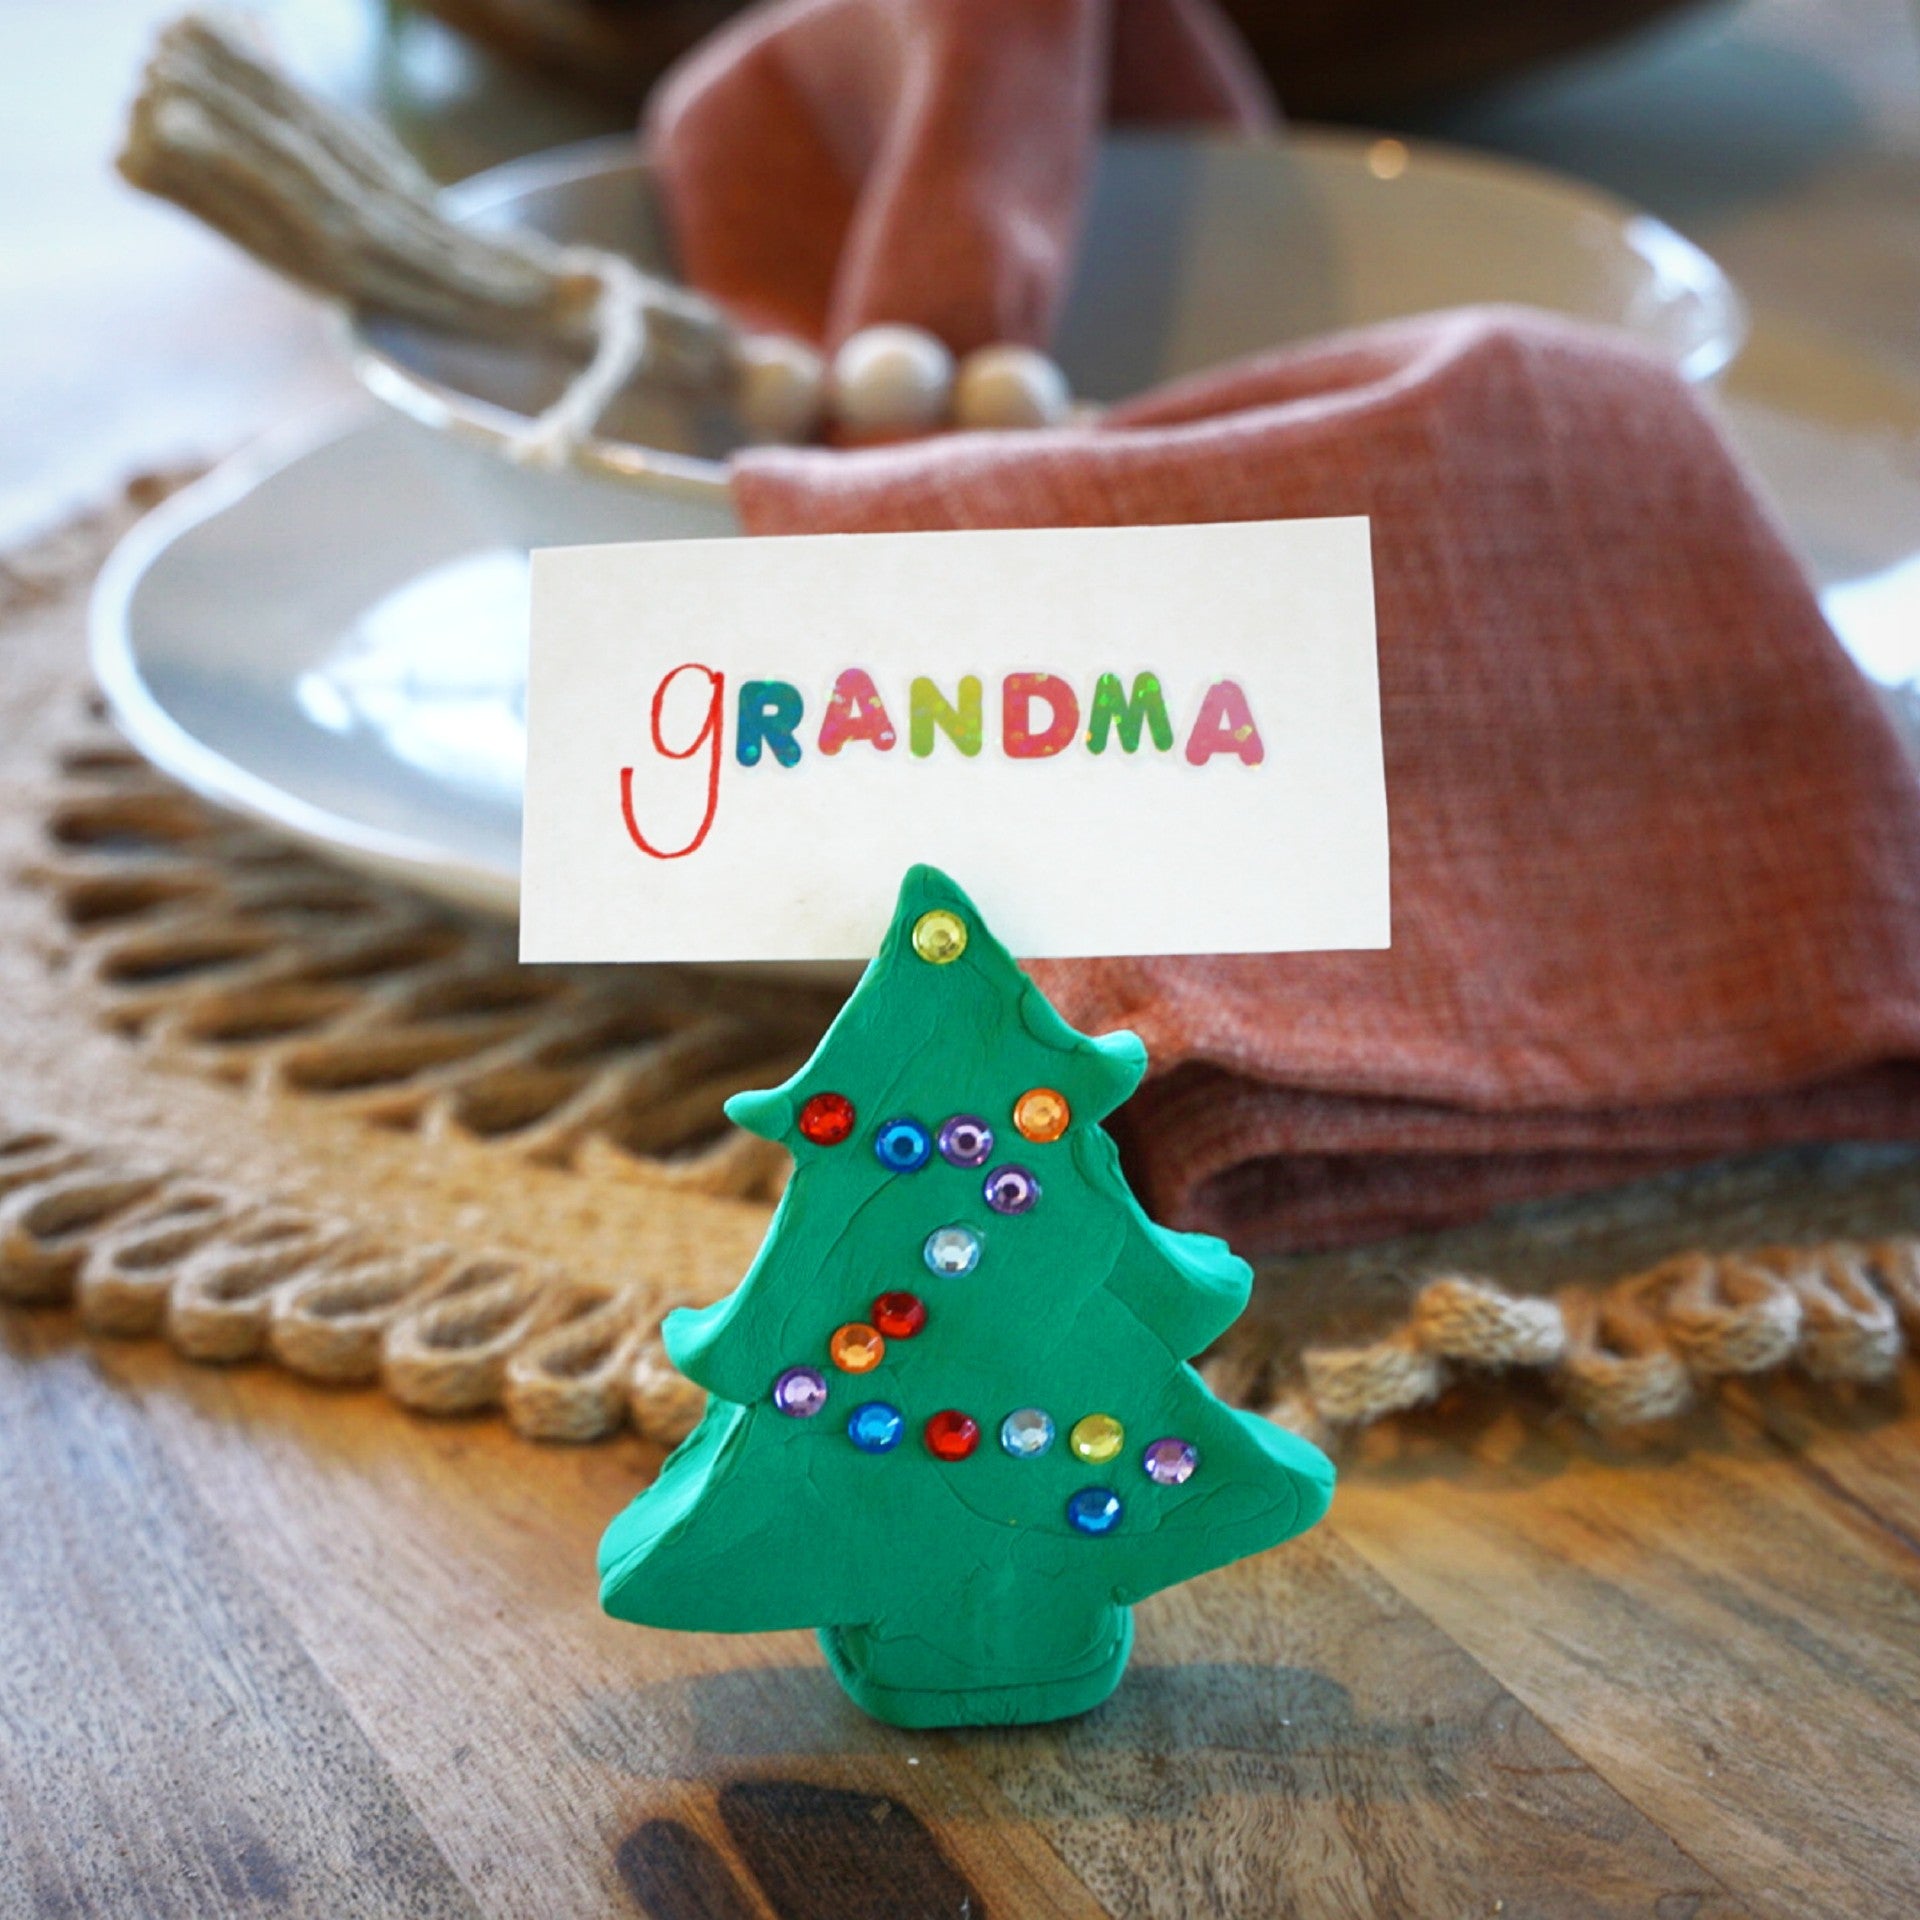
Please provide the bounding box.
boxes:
[521,518,1386,962]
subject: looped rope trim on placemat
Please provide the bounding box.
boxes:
[5,1109,1912,1450]
[0,1116,699,1445]
[1254,1247,1919,1450]
[9,478,1918,1458]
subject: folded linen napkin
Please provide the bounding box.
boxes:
[647,0,1272,352]
[648,3,1920,1250]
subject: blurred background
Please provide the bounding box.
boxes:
[5,0,1916,547]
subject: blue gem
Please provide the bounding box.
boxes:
[1000,1408,1054,1458]
[847,1401,905,1453]
[874,1117,932,1172]
[1067,1487,1123,1535]
[923,1224,982,1276]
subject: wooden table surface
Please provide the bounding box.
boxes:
[8,1,1920,1915]
[8,1303,1920,1918]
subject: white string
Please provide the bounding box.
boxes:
[508,248,652,470]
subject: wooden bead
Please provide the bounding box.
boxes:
[830,325,954,436]
[734,334,825,443]
[953,344,1071,430]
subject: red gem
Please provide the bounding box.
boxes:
[924,1410,980,1461]
[872,1291,926,1339]
[797,1092,856,1146]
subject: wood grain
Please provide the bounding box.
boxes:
[66,1320,1106,1919]
[971,1538,1743,1920]
[1332,1387,1920,1920]
[5,505,1918,1919]
[1735,1372,1920,1551]
[0,1298,1798,1920]
[0,1315,476,1920]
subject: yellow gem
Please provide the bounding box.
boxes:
[829,1323,886,1373]
[1069,1413,1124,1464]
[911,908,968,965]
[1013,1087,1070,1143]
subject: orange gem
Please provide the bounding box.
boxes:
[829,1322,885,1373]
[1013,1087,1070,1143]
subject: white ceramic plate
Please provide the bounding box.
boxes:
[347,129,1744,493]
[98,135,1920,921]
[92,411,734,915]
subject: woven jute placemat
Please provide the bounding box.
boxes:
[5,474,1920,1452]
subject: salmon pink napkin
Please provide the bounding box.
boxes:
[648,3,1920,1251]
[647,0,1272,352]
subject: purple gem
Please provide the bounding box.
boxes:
[772,1365,828,1418]
[1142,1437,1199,1486]
[982,1164,1040,1215]
[938,1114,994,1168]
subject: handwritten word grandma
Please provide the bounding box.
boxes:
[619,666,1266,860]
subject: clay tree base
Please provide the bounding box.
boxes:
[817,1611,1136,1729]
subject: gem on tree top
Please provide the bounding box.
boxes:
[911,907,968,964]
[597,864,1334,1730]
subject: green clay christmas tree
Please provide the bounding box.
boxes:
[597,866,1334,1728]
